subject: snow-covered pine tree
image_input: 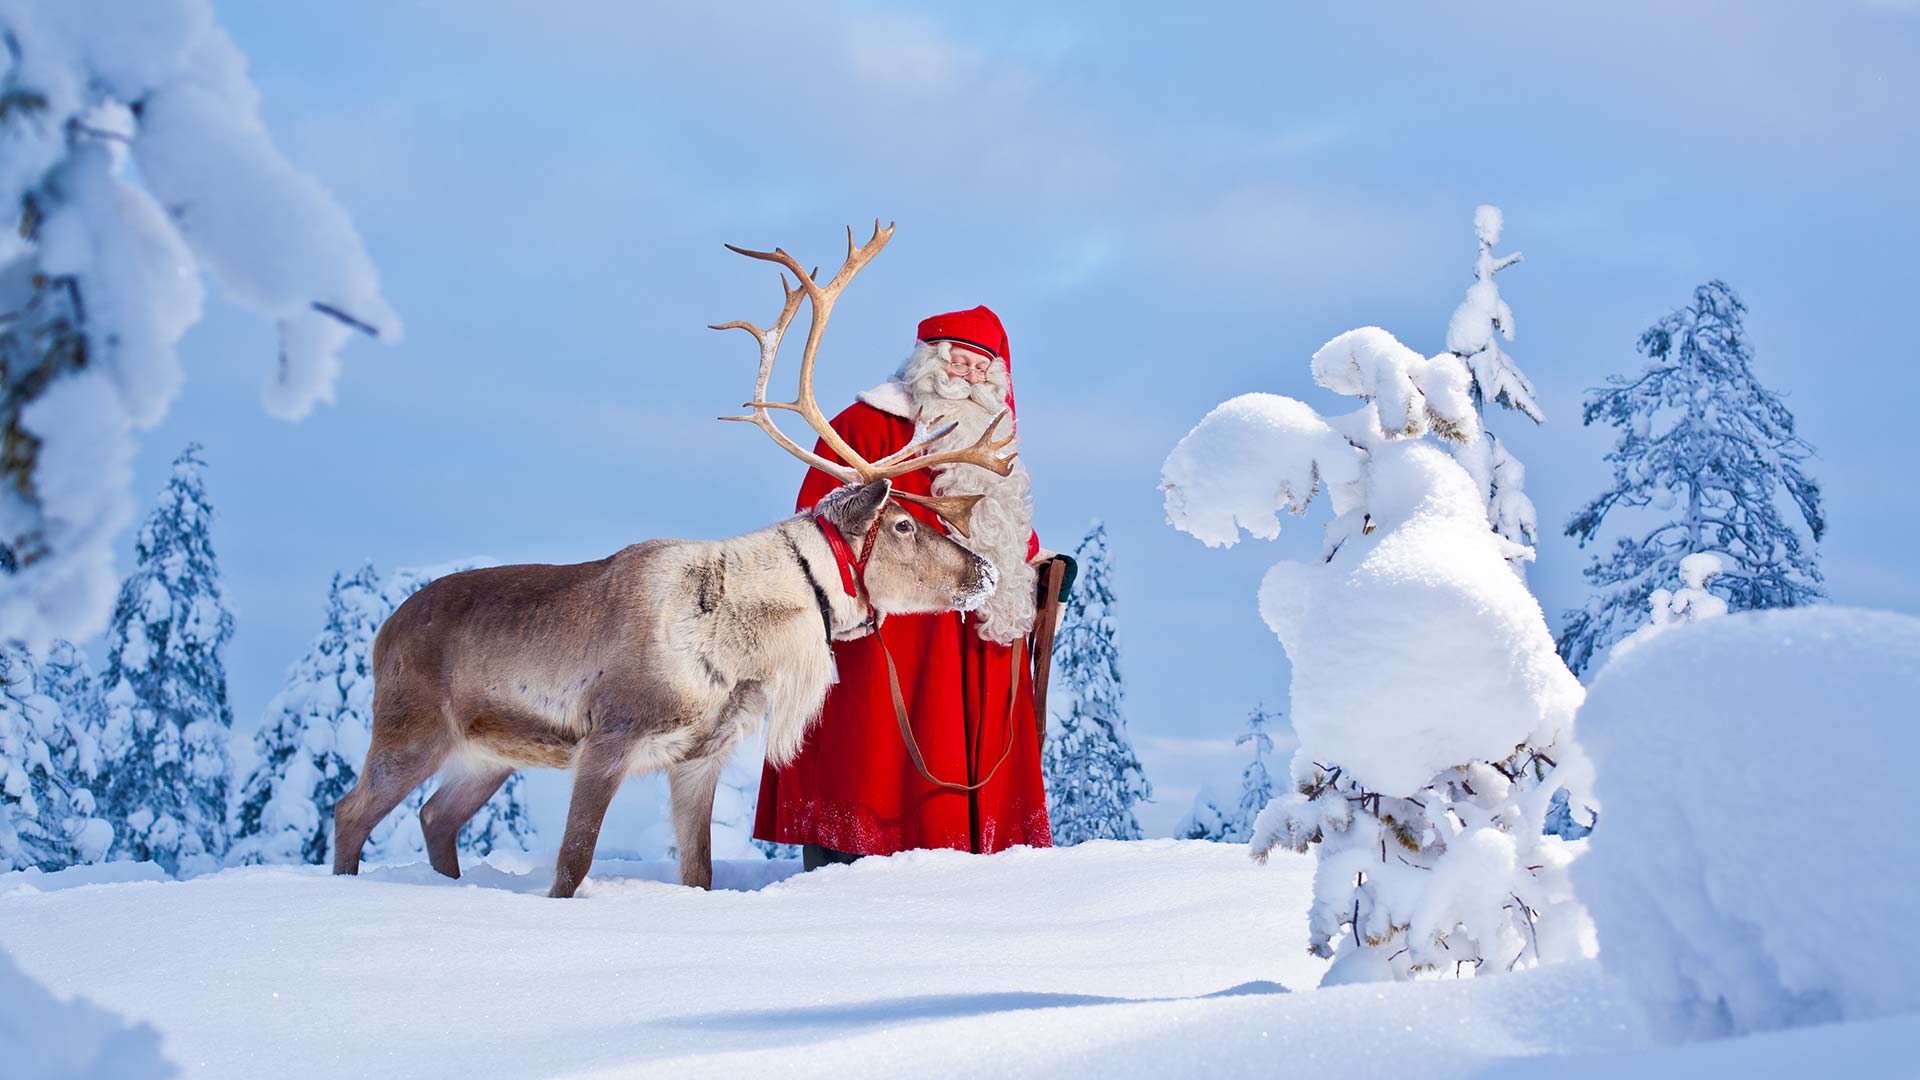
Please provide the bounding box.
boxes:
[1162,326,1589,986]
[228,565,378,866]
[1446,206,1542,572]
[1040,522,1151,845]
[1558,281,1824,674]
[92,446,233,875]
[1174,784,1232,842]
[1233,705,1277,841]
[0,643,111,871]
[228,561,536,867]
[0,1,398,650]
[1173,707,1279,844]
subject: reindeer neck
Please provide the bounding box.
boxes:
[768,516,870,640]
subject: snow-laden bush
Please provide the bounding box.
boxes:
[0,0,398,648]
[1577,606,1920,1039]
[1163,327,1589,985]
[0,944,172,1079]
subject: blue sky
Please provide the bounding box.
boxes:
[122,1,1919,838]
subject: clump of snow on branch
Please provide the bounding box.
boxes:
[1577,607,1920,1039]
[0,943,174,1079]
[228,561,535,868]
[1162,326,1477,562]
[1646,553,1728,631]
[0,0,398,647]
[1310,327,1478,444]
[1162,325,1587,985]
[1160,393,1363,551]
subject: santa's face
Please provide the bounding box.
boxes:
[944,346,996,385]
[908,342,1009,414]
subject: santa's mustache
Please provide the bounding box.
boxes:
[916,371,1008,413]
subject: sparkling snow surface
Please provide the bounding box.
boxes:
[3,839,1903,1077]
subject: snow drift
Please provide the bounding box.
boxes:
[0,944,172,1079]
[1577,606,1920,1038]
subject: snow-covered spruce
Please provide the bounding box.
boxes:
[1444,205,1542,571]
[0,0,399,648]
[228,561,537,867]
[91,446,232,875]
[1171,705,1278,844]
[1232,704,1277,841]
[1162,326,1589,984]
[1174,785,1233,842]
[0,943,174,1079]
[0,643,110,871]
[1577,607,1920,1039]
[1558,281,1822,674]
[1041,521,1151,845]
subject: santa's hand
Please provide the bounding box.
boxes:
[1034,553,1077,606]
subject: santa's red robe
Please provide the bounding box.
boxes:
[753,395,1052,856]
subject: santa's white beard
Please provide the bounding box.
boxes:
[898,344,1036,644]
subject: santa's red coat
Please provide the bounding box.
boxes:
[753,399,1053,855]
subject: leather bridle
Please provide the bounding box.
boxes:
[813,505,1020,793]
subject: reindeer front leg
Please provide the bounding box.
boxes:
[668,755,727,890]
[550,734,631,898]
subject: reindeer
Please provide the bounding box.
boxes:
[331,222,1019,897]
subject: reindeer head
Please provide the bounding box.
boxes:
[714,222,1018,619]
[815,479,998,616]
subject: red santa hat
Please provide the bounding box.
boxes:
[917,305,1015,421]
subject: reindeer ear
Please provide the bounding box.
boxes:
[832,479,893,535]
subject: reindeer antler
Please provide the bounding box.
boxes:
[714,221,1018,536]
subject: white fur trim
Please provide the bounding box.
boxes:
[856,381,915,419]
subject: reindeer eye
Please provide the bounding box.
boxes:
[893,519,913,534]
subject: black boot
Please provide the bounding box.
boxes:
[802,843,863,871]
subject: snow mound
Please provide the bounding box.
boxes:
[1259,441,1581,795]
[0,945,172,1079]
[1577,607,1920,1038]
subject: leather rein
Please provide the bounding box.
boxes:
[814,507,1020,793]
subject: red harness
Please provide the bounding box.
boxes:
[813,510,882,613]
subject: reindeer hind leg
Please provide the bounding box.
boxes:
[333,698,453,876]
[419,761,514,880]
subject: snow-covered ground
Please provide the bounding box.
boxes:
[0,839,1884,1079]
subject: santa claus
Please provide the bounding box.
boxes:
[754,305,1059,866]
